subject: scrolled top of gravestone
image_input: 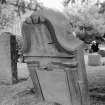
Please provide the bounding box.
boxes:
[22,7,83,55]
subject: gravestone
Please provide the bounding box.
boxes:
[88,53,101,66]
[22,8,89,105]
[0,32,17,84]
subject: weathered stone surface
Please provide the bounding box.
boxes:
[37,70,71,105]
[0,32,12,84]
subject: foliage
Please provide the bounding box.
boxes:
[63,0,87,6]
[15,0,41,16]
[64,1,105,43]
[0,4,16,30]
[0,0,41,32]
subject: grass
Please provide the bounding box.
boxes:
[84,54,105,105]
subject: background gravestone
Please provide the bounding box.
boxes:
[0,32,17,84]
[88,53,101,66]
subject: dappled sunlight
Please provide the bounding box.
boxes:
[39,0,64,12]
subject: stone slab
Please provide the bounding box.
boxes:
[88,53,101,66]
[37,70,71,105]
[0,33,12,84]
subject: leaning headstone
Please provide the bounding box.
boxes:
[22,8,90,105]
[88,53,101,66]
[0,32,17,84]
